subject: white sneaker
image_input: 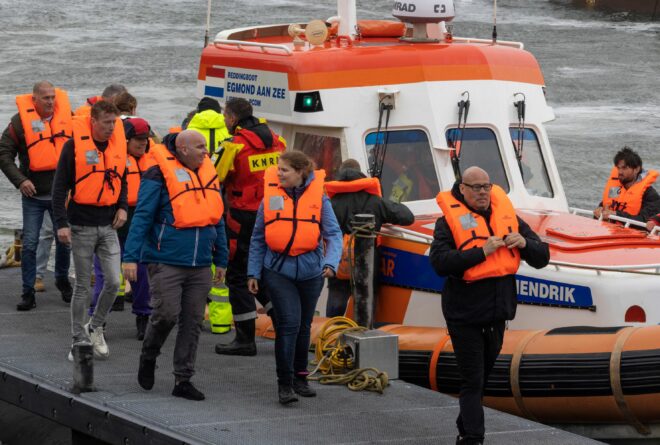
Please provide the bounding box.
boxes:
[68,349,73,362]
[85,322,109,359]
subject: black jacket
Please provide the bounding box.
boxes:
[429,183,550,325]
[329,168,414,234]
[0,113,57,196]
[52,138,128,230]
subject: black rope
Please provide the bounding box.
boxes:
[369,98,393,180]
[513,92,526,179]
[449,91,470,182]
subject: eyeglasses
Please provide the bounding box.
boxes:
[462,182,493,192]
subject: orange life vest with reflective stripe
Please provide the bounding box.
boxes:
[436,185,520,282]
[263,167,325,256]
[601,166,658,216]
[72,116,126,206]
[150,144,223,228]
[126,151,157,206]
[324,177,382,198]
[74,96,103,117]
[16,89,73,172]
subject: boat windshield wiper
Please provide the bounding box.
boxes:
[369,99,393,180]
[513,92,526,180]
[449,91,470,182]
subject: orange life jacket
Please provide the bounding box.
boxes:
[436,185,520,282]
[16,89,73,172]
[263,167,325,256]
[169,126,182,134]
[222,127,286,211]
[601,166,659,216]
[324,177,382,198]
[150,144,223,228]
[126,151,157,206]
[74,96,103,117]
[325,177,382,279]
[72,115,127,206]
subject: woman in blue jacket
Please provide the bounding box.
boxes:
[247,151,342,404]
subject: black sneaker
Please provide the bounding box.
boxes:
[16,290,36,311]
[55,278,73,303]
[137,356,156,390]
[278,384,299,405]
[292,377,316,397]
[172,381,205,401]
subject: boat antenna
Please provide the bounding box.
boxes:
[492,0,498,44]
[513,93,526,179]
[449,91,470,182]
[204,0,213,47]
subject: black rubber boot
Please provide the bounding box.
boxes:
[138,355,156,390]
[55,278,73,303]
[16,290,36,311]
[111,294,125,311]
[136,314,149,341]
[214,319,257,356]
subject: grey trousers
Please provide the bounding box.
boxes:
[70,224,121,344]
[142,263,211,380]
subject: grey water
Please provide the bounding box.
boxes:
[1,0,659,247]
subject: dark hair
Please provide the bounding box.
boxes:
[613,146,642,170]
[339,158,361,171]
[101,84,127,99]
[112,91,137,114]
[280,151,314,178]
[91,100,120,119]
[181,109,197,130]
[224,98,253,121]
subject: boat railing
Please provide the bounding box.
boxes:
[213,39,293,55]
[452,36,524,49]
[381,225,660,276]
[569,207,649,230]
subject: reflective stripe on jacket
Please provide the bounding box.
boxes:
[16,88,73,172]
[601,166,659,216]
[436,185,520,281]
[324,177,382,198]
[150,143,223,228]
[72,115,126,206]
[263,166,325,256]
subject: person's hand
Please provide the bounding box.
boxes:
[504,232,526,250]
[601,208,614,221]
[248,278,259,294]
[647,219,658,232]
[112,208,127,229]
[122,262,137,282]
[19,179,36,197]
[322,266,335,278]
[482,236,505,256]
[214,266,226,283]
[57,227,71,246]
[593,207,603,219]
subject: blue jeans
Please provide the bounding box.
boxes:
[263,268,324,386]
[21,196,70,293]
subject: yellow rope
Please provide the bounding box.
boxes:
[308,317,390,394]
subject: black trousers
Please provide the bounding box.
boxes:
[446,320,505,441]
[225,208,271,321]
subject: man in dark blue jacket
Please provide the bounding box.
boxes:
[123,130,228,401]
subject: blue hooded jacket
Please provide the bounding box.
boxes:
[123,133,228,268]
[247,171,343,281]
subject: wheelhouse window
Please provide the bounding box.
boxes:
[509,128,554,198]
[366,129,439,203]
[445,128,510,193]
[293,132,342,180]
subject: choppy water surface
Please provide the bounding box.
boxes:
[0,0,658,245]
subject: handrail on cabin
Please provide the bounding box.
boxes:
[569,207,649,230]
[452,36,524,49]
[380,225,660,276]
[213,39,293,55]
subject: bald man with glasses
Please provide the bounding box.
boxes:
[429,166,549,445]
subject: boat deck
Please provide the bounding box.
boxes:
[0,267,601,445]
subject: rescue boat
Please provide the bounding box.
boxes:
[198,0,660,438]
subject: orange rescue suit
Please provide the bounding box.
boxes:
[601,166,659,216]
[436,185,520,282]
[150,144,223,228]
[126,151,157,206]
[16,88,73,172]
[72,115,126,206]
[263,167,325,256]
[325,177,382,279]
